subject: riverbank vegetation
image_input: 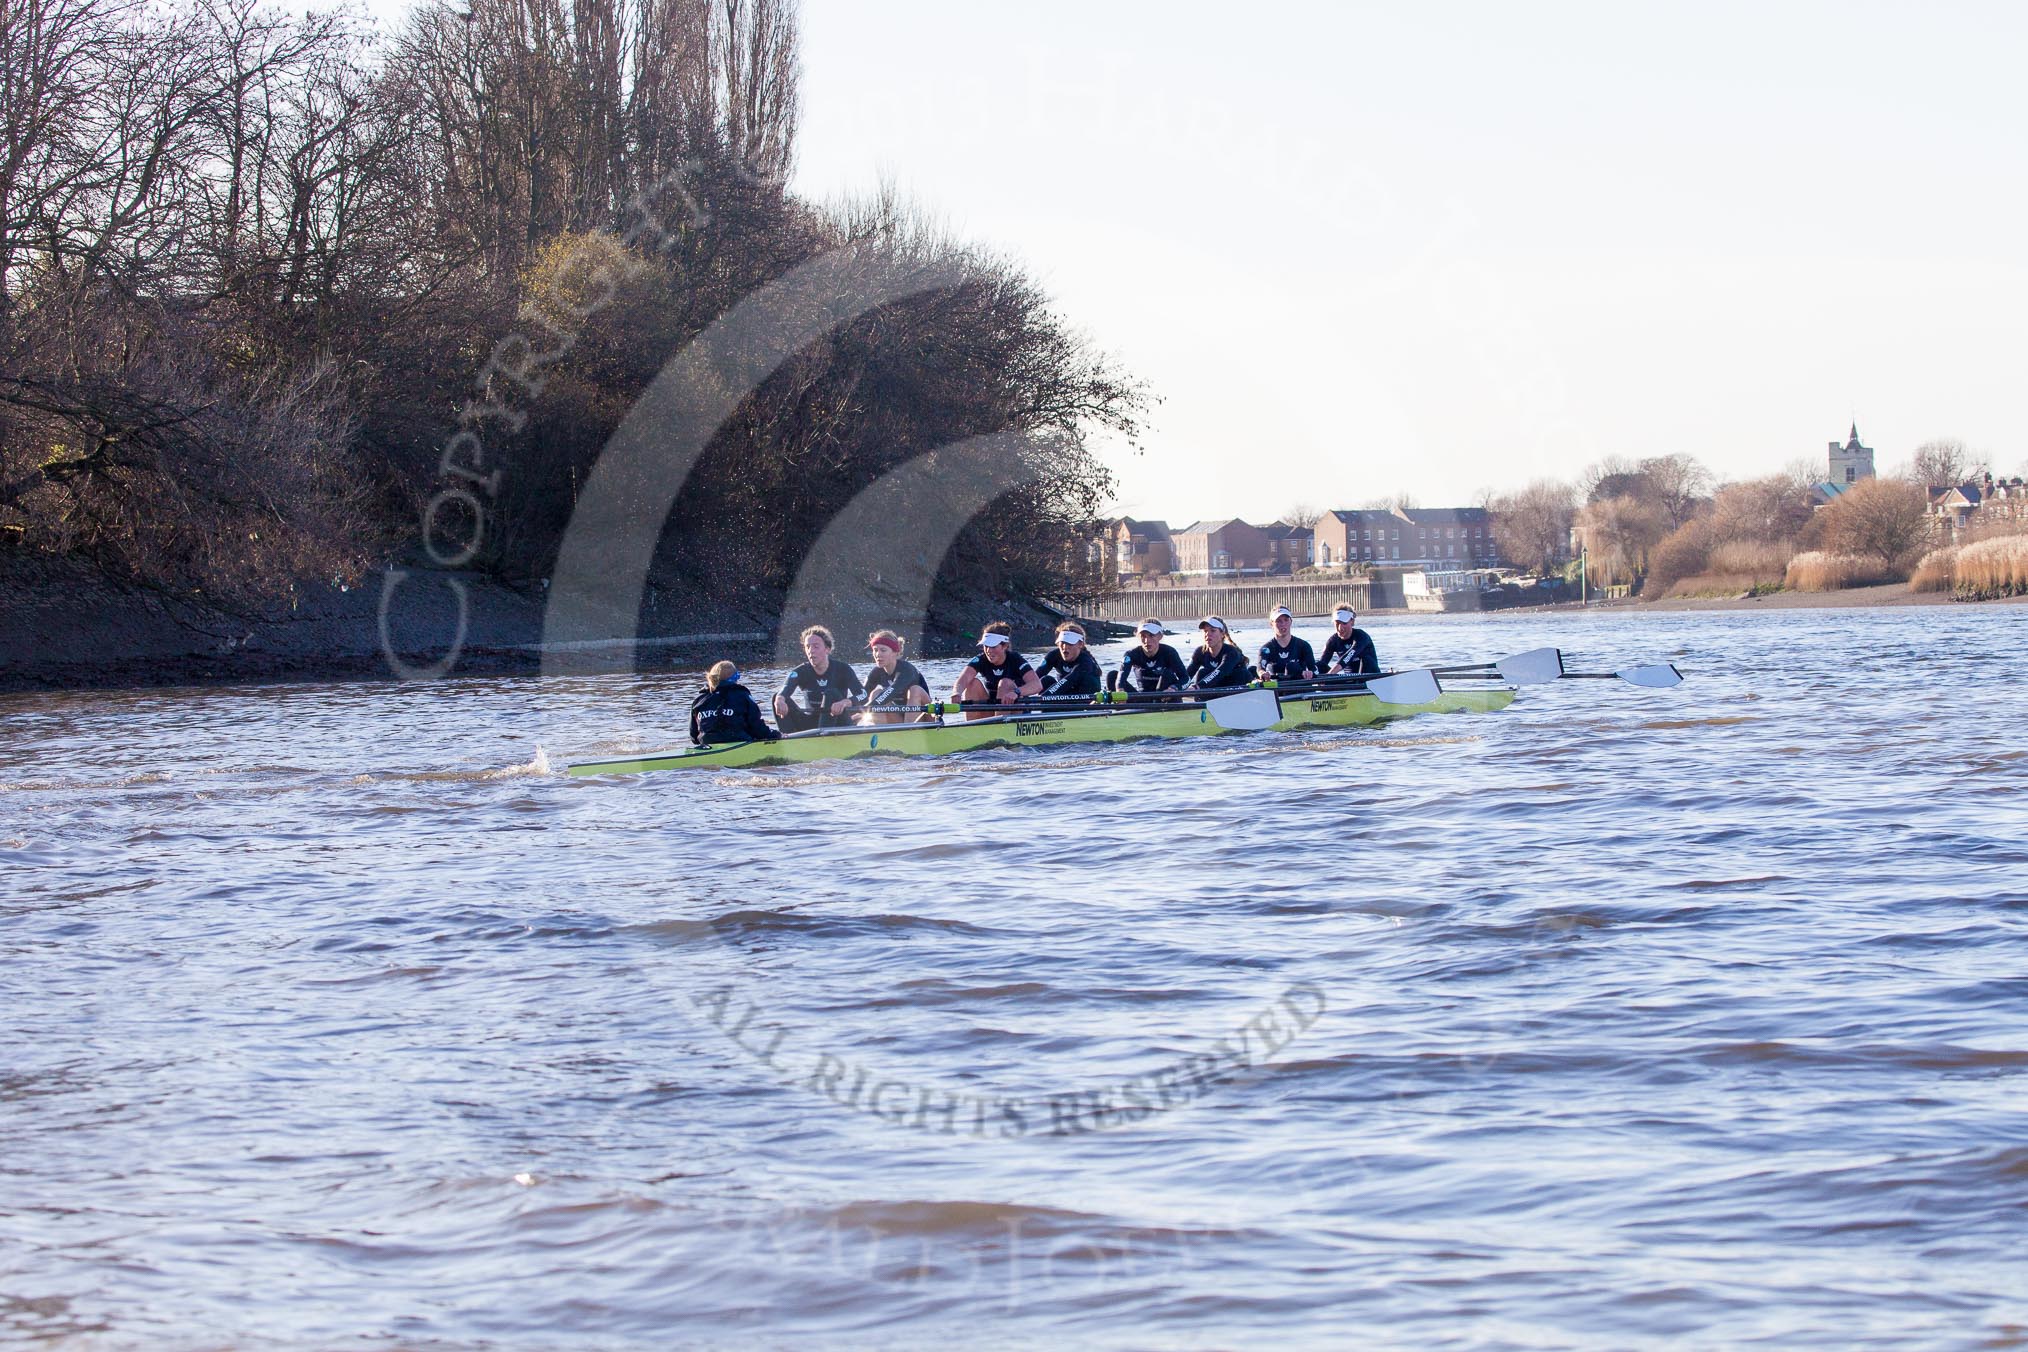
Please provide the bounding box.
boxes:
[1496,442,2028,603]
[0,0,1140,620]
[1910,536,2028,598]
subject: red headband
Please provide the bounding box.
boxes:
[869,635,901,653]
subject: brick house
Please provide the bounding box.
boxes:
[1401,507,1502,567]
[1930,473,2028,540]
[1109,518,1174,577]
[1257,522,1315,573]
[1313,509,1404,569]
[1313,506,1504,569]
[1170,519,1274,575]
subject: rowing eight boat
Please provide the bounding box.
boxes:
[565,681,1516,776]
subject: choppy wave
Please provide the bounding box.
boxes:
[2,607,2025,1349]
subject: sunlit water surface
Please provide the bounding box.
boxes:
[3,606,2025,1349]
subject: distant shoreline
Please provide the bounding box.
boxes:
[1605,582,2028,613]
[8,567,2023,697]
[1321,581,2024,622]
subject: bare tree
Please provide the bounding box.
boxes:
[1578,455,1641,503]
[1905,438,1985,488]
[1576,494,1669,585]
[1490,478,1575,573]
[0,0,125,310]
[712,0,798,181]
[1281,502,1321,530]
[1639,453,1713,527]
[0,0,1141,619]
[197,0,342,262]
[1708,474,1814,545]
[1815,477,1930,565]
[0,344,371,606]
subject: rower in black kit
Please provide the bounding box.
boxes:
[862,629,932,722]
[1115,618,1187,698]
[1319,603,1380,675]
[952,622,1043,719]
[1036,621,1104,699]
[1184,614,1252,689]
[690,662,781,745]
[1256,604,1317,681]
[774,624,864,733]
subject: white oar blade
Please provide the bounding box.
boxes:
[1494,647,1565,686]
[1366,668,1441,706]
[1205,688,1281,731]
[1617,663,1684,689]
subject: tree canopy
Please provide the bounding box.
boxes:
[0,0,1142,615]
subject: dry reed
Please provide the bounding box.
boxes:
[1909,546,1959,593]
[1953,535,2028,597]
[1783,551,1902,592]
[1707,540,1795,578]
[1653,534,1795,598]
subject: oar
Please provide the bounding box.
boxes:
[1439,651,1681,688]
[1278,646,1564,693]
[1262,668,1441,704]
[1409,647,1568,685]
[1201,687,1280,730]
[1285,648,1678,691]
[1569,662,1683,688]
[926,687,1281,731]
[1427,660,1682,688]
[929,686,1249,710]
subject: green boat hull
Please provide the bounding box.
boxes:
[1275,685,1512,731]
[565,686,1514,776]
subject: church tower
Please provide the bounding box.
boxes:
[1828,423,1875,486]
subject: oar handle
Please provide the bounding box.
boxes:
[928,687,1250,714]
[927,703,1108,716]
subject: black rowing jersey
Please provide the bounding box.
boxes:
[1320,628,1379,675]
[689,682,780,745]
[864,658,929,710]
[965,649,1035,697]
[1036,649,1103,697]
[777,660,864,725]
[1257,635,1317,681]
[1117,643,1186,693]
[1184,643,1252,689]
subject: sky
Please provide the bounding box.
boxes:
[790,1,2028,521]
[368,0,2028,522]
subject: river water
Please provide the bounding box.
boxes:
[3,604,2024,1348]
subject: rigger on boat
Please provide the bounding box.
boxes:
[567,608,1683,777]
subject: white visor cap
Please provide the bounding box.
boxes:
[978,631,1011,648]
[1057,629,1086,644]
[1270,606,1293,620]
[1334,608,1356,623]
[1136,621,1167,636]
